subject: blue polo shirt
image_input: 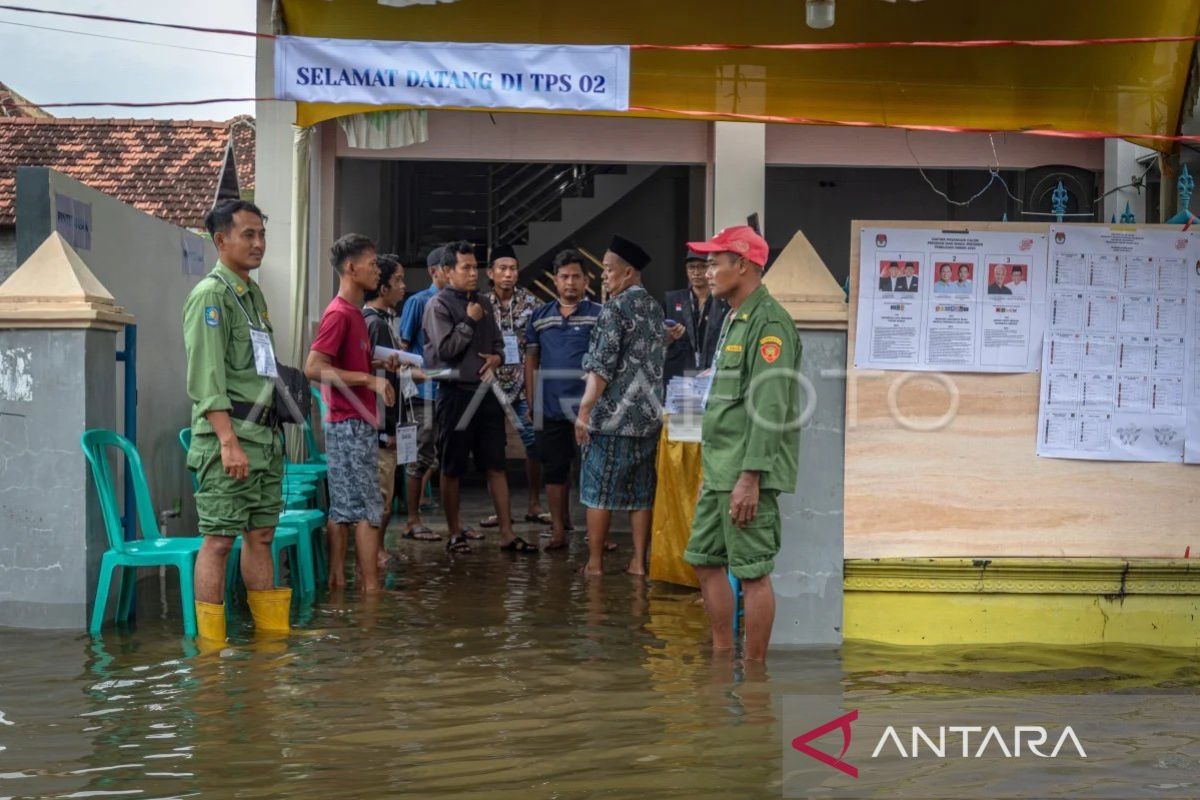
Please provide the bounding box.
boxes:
[399,285,438,400]
[525,299,602,420]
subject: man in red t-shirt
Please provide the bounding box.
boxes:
[305,233,399,592]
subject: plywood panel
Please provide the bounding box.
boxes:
[845,221,1200,559]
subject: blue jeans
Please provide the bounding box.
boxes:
[509,396,539,458]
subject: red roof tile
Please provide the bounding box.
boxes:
[0,82,51,119]
[228,115,256,193]
[0,116,256,229]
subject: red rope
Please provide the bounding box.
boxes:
[629,105,1200,143]
[630,34,1200,51]
[1,4,1198,51]
[6,97,1200,144]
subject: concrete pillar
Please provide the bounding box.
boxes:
[762,230,849,646]
[709,122,766,233]
[1103,139,1153,223]
[0,233,133,629]
[255,0,299,360]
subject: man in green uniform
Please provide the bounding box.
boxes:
[682,225,801,662]
[183,199,290,645]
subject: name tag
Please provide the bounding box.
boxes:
[250,329,278,378]
[503,333,520,365]
[396,423,419,465]
[724,344,743,353]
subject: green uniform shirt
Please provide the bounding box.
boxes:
[701,284,801,494]
[182,262,276,446]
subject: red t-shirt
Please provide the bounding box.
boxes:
[311,295,377,426]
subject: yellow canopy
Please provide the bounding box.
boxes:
[280,0,1200,150]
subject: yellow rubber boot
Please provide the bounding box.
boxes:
[195,601,227,651]
[247,588,292,634]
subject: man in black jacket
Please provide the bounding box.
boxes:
[662,250,729,382]
[422,240,536,555]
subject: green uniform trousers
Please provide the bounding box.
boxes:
[187,433,284,537]
[683,487,781,580]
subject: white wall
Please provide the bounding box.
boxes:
[42,170,216,532]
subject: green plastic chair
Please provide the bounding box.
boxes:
[178,428,319,598]
[82,429,202,636]
[303,387,329,466]
[179,428,317,508]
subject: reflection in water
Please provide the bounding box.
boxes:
[2,535,1199,798]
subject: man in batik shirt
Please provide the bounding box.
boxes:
[576,234,666,577]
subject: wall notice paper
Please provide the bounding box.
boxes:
[855,227,1048,372]
[1037,226,1200,463]
[274,36,630,112]
[54,194,92,251]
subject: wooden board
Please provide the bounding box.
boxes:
[845,221,1200,559]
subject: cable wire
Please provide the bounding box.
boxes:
[0,18,254,57]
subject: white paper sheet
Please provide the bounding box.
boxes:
[855,227,1047,372]
[1038,226,1197,462]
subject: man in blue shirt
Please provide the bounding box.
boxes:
[397,246,448,541]
[524,249,602,550]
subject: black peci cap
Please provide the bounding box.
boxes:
[607,234,651,270]
[489,244,518,265]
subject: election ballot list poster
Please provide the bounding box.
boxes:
[854,227,1048,372]
[1037,226,1200,463]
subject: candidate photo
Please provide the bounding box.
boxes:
[879,260,918,292]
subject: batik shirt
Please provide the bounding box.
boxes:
[486,286,540,403]
[581,284,666,437]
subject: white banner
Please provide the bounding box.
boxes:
[274,36,630,112]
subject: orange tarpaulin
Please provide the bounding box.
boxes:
[279,0,1200,150]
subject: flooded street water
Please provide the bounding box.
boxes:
[2,523,1199,799]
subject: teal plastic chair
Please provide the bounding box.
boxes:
[304,387,329,466]
[179,428,317,508]
[178,428,319,598]
[81,430,202,636]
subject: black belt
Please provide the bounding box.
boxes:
[230,401,280,430]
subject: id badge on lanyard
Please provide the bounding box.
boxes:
[250,329,278,378]
[396,423,419,464]
[216,273,276,378]
[503,333,520,365]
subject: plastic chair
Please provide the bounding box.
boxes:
[302,387,329,466]
[177,428,318,598]
[81,429,202,636]
[179,428,316,508]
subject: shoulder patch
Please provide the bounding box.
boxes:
[759,335,783,347]
[759,341,781,363]
[204,306,221,327]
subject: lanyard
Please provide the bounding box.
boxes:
[710,308,736,370]
[213,273,266,330]
[494,292,519,333]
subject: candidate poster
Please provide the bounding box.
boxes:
[274,37,630,113]
[854,227,1047,372]
[1037,226,1200,463]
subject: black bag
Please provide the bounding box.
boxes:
[273,361,312,425]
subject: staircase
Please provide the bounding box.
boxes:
[404,161,662,278]
[499,164,661,269]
